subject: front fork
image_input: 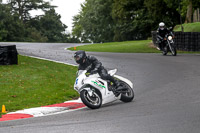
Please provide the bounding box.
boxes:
[167,40,175,54]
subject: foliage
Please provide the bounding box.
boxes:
[25,27,48,42]
[180,0,200,23]
[8,0,53,23]
[1,0,200,43]
[144,0,180,29]
[72,0,186,43]
[0,0,72,42]
[73,0,114,43]
[38,8,67,42]
[0,3,25,41]
[112,0,153,41]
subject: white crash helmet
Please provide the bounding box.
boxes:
[159,22,165,30]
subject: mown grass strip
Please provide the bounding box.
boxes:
[0,55,79,113]
[68,40,200,54]
[174,22,200,32]
[68,40,160,53]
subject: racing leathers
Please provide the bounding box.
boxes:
[78,55,119,87]
[156,27,171,51]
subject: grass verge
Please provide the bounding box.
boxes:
[68,40,200,54]
[174,22,200,32]
[0,113,6,118]
[68,40,160,53]
[0,55,79,113]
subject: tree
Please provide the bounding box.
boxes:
[144,0,180,29]
[8,0,53,23]
[0,3,9,41]
[0,3,25,41]
[0,1,72,42]
[178,0,200,23]
[112,0,148,41]
[72,0,115,43]
[185,0,193,23]
[39,8,68,42]
[193,8,200,22]
[72,12,85,42]
[72,0,183,42]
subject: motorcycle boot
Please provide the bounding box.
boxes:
[159,40,166,51]
[112,80,122,97]
[115,80,121,88]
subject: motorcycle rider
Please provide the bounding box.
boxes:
[156,22,174,51]
[74,50,120,92]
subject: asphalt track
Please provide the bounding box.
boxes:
[0,42,200,133]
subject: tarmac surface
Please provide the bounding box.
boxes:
[0,42,200,133]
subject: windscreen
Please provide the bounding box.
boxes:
[76,70,84,77]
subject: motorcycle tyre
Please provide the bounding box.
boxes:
[119,81,134,103]
[80,89,102,109]
[171,46,177,56]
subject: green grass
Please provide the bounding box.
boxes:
[68,40,160,53]
[174,22,200,32]
[0,55,79,114]
[0,113,6,118]
[68,40,200,54]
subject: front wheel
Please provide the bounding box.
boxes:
[118,81,134,102]
[80,89,102,109]
[170,44,177,56]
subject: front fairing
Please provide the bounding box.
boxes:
[74,70,86,92]
[74,70,102,92]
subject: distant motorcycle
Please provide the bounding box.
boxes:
[162,28,177,56]
[74,69,134,109]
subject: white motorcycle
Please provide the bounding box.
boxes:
[74,69,134,109]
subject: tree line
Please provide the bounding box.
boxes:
[0,0,80,43]
[1,0,200,43]
[72,0,200,43]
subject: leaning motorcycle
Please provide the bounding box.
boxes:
[162,29,177,56]
[74,69,134,109]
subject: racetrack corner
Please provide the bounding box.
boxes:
[0,98,85,122]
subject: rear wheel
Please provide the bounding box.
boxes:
[80,89,102,109]
[118,81,134,102]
